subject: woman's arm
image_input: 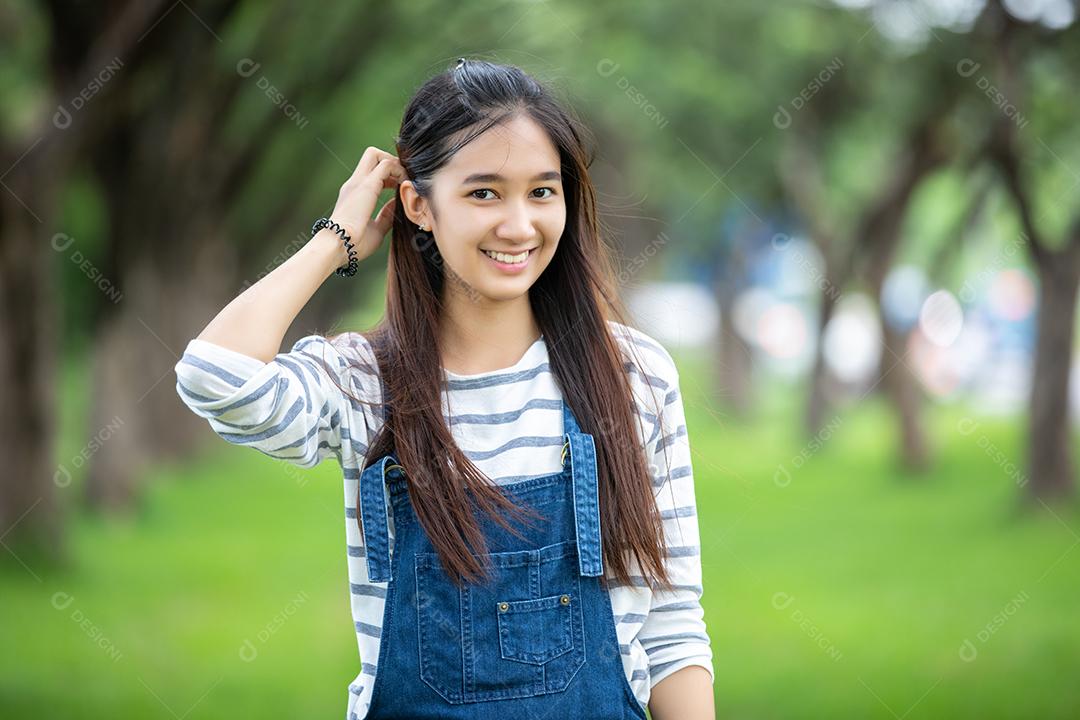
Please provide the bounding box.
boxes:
[196,227,351,363]
[173,332,379,468]
[626,332,715,718]
[196,146,404,363]
[648,665,715,720]
[173,147,404,466]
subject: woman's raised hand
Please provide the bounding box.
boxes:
[329,146,407,263]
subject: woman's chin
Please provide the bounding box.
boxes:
[466,275,535,302]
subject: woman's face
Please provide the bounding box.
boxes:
[403,114,567,303]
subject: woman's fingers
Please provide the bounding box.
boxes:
[353,146,398,182]
[365,157,407,192]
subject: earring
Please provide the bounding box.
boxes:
[419,222,428,231]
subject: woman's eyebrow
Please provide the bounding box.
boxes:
[461,170,562,185]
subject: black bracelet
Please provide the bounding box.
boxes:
[311,217,358,277]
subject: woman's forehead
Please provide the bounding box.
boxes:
[440,116,560,183]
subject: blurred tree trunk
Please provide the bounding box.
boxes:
[987,3,1079,501]
[79,0,390,510]
[715,285,754,419]
[0,0,172,559]
[990,118,1080,502]
[876,322,930,470]
[0,141,65,560]
[1026,243,1079,500]
[82,222,240,510]
[857,115,951,472]
[82,75,243,509]
[712,229,754,419]
[779,95,952,462]
[804,295,838,434]
[71,0,246,510]
[777,109,846,438]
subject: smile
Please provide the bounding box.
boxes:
[479,247,536,273]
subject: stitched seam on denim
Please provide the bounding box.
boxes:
[461,581,475,702]
[416,558,462,704]
[544,574,584,690]
[591,572,646,716]
[365,522,400,713]
[589,435,602,571]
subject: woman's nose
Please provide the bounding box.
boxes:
[498,203,540,241]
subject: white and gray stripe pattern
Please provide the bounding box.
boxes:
[174,320,713,719]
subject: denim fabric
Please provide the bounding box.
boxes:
[358,398,648,719]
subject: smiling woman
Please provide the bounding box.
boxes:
[174,57,714,720]
[398,113,568,314]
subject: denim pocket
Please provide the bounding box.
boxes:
[414,539,585,704]
[497,593,574,664]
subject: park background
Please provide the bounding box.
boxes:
[2,0,1079,717]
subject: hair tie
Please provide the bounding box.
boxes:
[310,217,358,277]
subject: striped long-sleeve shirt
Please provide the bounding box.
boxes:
[173,320,713,719]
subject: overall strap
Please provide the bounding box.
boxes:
[564,398,604,577]
[358,370,396,583]
[359,454,396,583]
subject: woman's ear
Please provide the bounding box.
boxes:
[398,180,429,227]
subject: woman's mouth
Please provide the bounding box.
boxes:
[479,247,536,274]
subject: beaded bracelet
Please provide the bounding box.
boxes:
[311,217,358,277]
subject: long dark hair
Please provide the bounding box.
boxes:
[329,58,675,593]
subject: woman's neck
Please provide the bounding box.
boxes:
[439,295,541,375]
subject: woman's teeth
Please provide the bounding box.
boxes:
[483,249,530,264]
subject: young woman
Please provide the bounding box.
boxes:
[174,58,714,720]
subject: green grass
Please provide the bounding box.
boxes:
[2,354,1079,718]
[2,447,353,719]
[676,355,1080,719]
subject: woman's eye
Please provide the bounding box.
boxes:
[469,187,558,201]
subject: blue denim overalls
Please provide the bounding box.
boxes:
[358,397,648,719]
